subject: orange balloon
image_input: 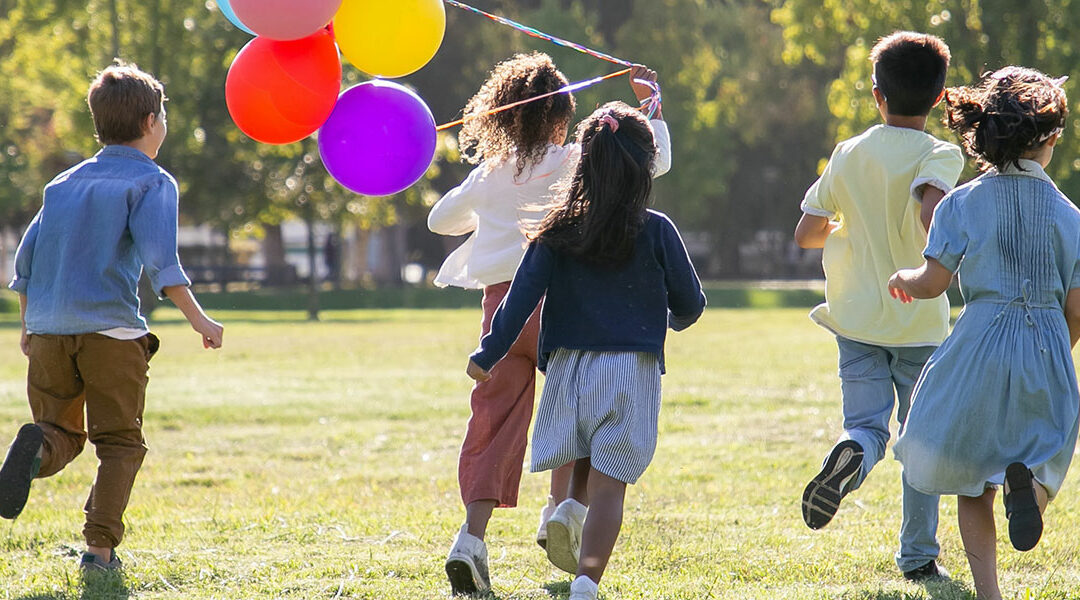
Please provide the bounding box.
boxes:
[225,30,341,144]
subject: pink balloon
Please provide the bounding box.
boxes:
[231,0,342,41]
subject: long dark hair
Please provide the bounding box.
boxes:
[532,102,657,267]
[945,66,1068,172]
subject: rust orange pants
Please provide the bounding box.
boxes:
[459,281,541,508]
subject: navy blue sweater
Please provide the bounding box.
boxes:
[470,210,706,374]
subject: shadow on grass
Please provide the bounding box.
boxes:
[13,572,130,600]
[855,577,976,600]
[542,580,570,599]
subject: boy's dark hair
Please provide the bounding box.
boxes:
[945,66,1068,173]
[459,52,576,179]
[87,61,166,145]
[870,31,951,116]
[532,102,656,267]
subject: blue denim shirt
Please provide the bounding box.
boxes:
[8,145,191,334]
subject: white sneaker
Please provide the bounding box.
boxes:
[536,495,558,549]
[568,575,598,600]
[545,499,586,573]
[445,525,491,595]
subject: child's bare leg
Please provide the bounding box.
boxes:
[1035,482,1048,513]
[568,458,591,505]
[550,462,575,504]
[577,468,627,584]
[958,490,1000,600]
[465,500,497,539]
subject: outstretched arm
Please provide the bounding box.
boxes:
[888,258,952,303]
[163,285,224,349]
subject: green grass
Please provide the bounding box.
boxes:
[0,308,1077,599]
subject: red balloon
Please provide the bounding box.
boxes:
[225,30,341,145]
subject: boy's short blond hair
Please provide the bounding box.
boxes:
[87,62,166,145]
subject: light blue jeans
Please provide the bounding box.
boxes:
[835,336,940,572]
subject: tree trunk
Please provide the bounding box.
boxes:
[262,223,290,285]
[303,205,320,321]
[109,0,120,58]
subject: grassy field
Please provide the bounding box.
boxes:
[0,308,1077,599]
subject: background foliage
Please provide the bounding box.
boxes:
[3,0,1080,278]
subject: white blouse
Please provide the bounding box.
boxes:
[428,120,671,289]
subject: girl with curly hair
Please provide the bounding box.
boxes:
[429,53,671,596]
[889,66,1080,600]
[467,102,703,600]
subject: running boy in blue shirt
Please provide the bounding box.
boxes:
[0,62,223,572]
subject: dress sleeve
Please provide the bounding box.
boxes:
[8,209,42,294]
[657,215,706,331]
[1070,222,1080,290]
[923,193,967,273]
[469,241,554,371]
[428,165,485,236]
[650,119,672,178]
[801,148,839,219]
[911,142,965,201]
[129,175,192,298]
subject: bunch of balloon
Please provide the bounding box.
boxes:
[223,0,343,145]
[322,0,445,196]
[218,0,445,197]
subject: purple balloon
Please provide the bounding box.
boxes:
[319,81,436,197]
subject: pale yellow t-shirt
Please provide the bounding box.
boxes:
[801,124,964,346]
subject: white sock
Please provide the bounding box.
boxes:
[570,575,598,595]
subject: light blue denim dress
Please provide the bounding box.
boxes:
[895,160,1080,499]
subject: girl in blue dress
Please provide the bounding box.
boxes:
[888,66,1080,600]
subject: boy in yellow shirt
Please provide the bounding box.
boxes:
[794,31,963,581]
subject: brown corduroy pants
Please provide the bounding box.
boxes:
[26,332,158,548]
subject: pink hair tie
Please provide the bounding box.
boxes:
[601,113,620,132]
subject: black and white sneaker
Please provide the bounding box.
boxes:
[903,559,950,582]
[0,423,44,520]
[802,440,863,529]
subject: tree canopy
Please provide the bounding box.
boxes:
[3,1,1080,278]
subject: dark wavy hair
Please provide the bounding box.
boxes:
[945,66,1068,172]
[459,52,576,179]
[532,102,657,267]
[870,31,951,117]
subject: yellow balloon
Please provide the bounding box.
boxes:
[334,0,446,78]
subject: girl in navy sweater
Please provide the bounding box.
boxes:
[468,101,705,600]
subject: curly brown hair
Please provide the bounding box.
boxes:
[945,66,1068,172]
[459,52,576,179]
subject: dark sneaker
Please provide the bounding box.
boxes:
[0,423,44,520]
[903,560,950,582]
[1004,462,1043,551]
[80,550,123,572]
[802,440,864,529]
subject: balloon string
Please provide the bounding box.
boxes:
[443,0,632,67]
[436,68,632,132]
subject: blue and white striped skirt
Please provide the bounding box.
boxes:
[531,348,662,484]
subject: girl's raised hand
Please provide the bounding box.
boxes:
[629,64,658,103]
[467,360,492,383]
